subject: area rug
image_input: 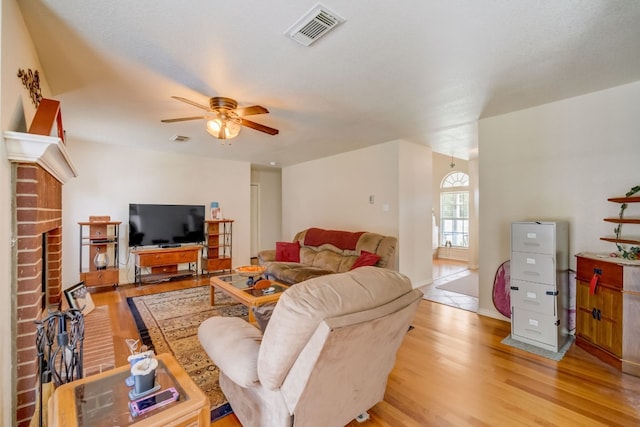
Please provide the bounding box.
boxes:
[501,335,574,361]
[436,273,479,297]
[127,286,248,422]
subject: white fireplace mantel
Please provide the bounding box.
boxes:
[4,130,78,183]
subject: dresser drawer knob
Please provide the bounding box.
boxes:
[591,308,602,320]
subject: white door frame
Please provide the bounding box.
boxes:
[250,183,260,257]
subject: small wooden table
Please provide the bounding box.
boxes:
[48,353,209,427]
[210,273,289,323]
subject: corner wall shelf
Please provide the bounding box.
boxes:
[600,196,640,246]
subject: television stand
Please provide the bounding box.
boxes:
[131,245,202,285]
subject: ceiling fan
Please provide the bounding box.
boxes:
[161,96,279,140]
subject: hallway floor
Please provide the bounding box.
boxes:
[420,259,479,312]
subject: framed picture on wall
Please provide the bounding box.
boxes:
[64,282,95,315]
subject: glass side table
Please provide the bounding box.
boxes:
[48,353,209,427]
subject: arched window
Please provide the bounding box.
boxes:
[440,172,469,248]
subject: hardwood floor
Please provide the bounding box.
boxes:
[92,276,640,426]
[423,259,479,312]
[432,258,468,279]
[89,276,212,366]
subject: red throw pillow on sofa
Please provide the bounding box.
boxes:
[275,241,300,262]
[350,250,381,270]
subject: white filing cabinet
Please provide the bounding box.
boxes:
[510,221,569,352]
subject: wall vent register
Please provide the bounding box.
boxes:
[285,3,345,46]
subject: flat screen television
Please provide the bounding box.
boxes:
[128,203,205,247]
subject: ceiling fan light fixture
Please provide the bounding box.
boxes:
[205,111,242,141]
[163,95,279,138]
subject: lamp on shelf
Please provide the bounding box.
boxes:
[93,247,109,270]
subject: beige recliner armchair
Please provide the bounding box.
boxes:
[198,267,423,427]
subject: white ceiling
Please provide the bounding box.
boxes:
[18,1,640,167]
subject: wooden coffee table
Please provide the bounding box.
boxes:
[210,273,289,323]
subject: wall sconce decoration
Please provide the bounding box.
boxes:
[17,68,43,107]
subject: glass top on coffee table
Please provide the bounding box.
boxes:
[210,273,289,323]
[218,273,287,293]
[217,273,261,288]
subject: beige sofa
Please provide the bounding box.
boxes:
[198,267,422,427]
[258,227,397,285]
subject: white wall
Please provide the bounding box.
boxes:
[282,141,401,239]
[251,167,281,253]
[62,139,252,286]
[398,140,432,284]
[467,158,479,269]
[478,80,640,319]
[1,0,52,424]
[282,140,432,286]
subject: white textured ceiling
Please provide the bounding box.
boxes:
[18,1,640,167]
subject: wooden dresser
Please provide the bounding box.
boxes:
[575,253,640,376]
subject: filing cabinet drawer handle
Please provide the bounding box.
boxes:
[545,290,558,296]
[510,286,519,291]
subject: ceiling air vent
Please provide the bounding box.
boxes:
[285,3,345,46]
[170,135,189,143]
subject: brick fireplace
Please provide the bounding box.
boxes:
[5,131,77,427]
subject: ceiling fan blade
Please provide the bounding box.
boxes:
[241,118,279,135]
[161,116,205,123]
[234,105,269,117]
[171,96,209,110]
